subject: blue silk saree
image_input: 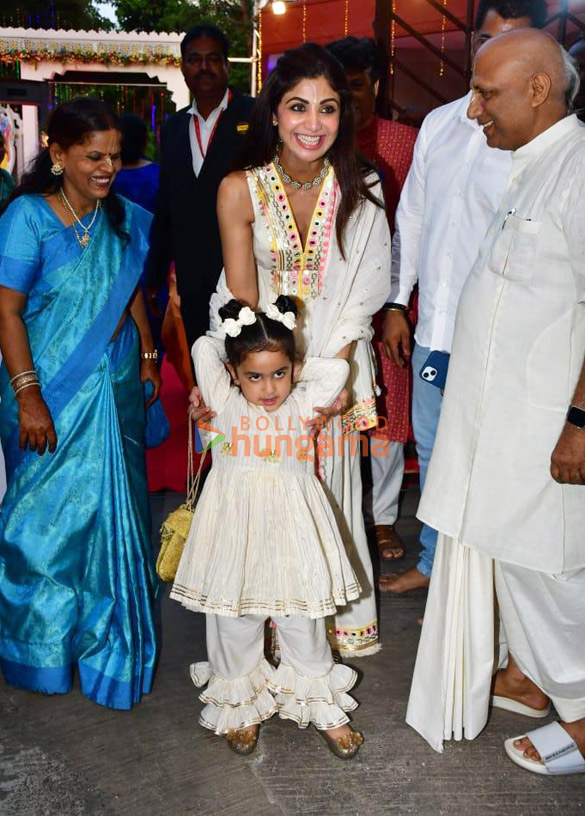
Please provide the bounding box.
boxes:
[0,194,159,709]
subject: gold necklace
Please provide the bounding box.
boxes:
[58,189,101,248]
[273,153,331,190]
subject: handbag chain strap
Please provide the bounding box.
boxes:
[185,407,208,511]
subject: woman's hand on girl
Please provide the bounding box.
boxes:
[17,388,57,455]
[314,388,350,418]
[141,359,162,407]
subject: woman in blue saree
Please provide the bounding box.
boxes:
[0,98,160,709]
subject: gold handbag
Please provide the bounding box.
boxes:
[156,411,207,582]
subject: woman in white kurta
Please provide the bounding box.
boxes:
[172,298,365,758]
[211,44,390,657]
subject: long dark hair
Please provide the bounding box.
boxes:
[234,43,382,257]
[2,97,128,242]
[219,296,298,368]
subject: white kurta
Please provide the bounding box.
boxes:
[408,115,585,752]
[418,114,585,573]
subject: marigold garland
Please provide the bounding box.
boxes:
[0,46,181,68]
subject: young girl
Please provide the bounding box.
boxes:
[171,297,364,759]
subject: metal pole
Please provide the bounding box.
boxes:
[251,26,258,97]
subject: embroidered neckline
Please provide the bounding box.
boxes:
[250,164,337,302]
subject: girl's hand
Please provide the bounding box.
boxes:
[17,388,57,455]
[188,387,216,424]
[141,359,162,407]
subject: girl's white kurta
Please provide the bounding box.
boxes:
[407,115,585,751]
[171,338,361,619]
[210,166,391,655]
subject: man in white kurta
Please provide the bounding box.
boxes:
[407,29,585,775]
[382,0,547,593]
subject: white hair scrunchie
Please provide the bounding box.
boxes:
[265,302,297,331]
[221,306,257,338]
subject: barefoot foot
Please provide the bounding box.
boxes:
[379,567,430,593]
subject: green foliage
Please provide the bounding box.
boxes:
[113,0,254,92]
[0,0,114,31]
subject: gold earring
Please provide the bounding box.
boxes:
[51,162,64,176]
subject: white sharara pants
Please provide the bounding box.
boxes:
[191,614,360,734]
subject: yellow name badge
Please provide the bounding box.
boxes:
[237,122,249,134]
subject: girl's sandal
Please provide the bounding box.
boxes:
[319,726,364,759]
[225,725,260,756]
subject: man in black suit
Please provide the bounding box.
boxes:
[146,24,255,350]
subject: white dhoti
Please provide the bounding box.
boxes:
[495,562,585,723]
[406,534,496,753]
[407,535,585,752]
[193,614,359,735]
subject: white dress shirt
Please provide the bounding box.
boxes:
[390,91,512,352]
[188,88,230,177]
[418,115,585,573]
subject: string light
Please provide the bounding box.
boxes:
[344,0,349,36]
[390,0,396,77]
[258,7,263,92]
[439,0,447,77]
[302,2,307,43]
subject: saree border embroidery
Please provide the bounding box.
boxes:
[341,396,377,435]
[249,164,338,303]
[326,620,379,653]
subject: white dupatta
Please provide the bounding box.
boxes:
[209,175,391,429]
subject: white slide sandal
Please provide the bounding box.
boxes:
[491,695,551,718]
[505,721,585,775]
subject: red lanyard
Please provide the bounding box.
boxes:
[193,89,233,159]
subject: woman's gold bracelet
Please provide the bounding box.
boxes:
[141,351,158,360]
[14,381,41,397]
[10,369,36,385]
[11,371,40,394]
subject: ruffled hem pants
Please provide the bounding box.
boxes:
[193,613,359,734]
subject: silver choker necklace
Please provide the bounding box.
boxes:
[273,153,331,190]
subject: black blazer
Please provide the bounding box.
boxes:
[146,88,255,340]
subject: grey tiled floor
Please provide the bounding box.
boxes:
[0,486,583,815]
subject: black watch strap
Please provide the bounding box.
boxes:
[567,405,585,428]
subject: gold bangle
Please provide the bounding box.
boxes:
[14,381,41,397]
[11,373,40,393]
[10,369,36,385]
[141,351,158,360]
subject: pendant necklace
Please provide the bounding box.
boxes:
[273,152,331,191]
[58,188,101,248]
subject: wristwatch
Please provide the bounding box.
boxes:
[566,405,585,428]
